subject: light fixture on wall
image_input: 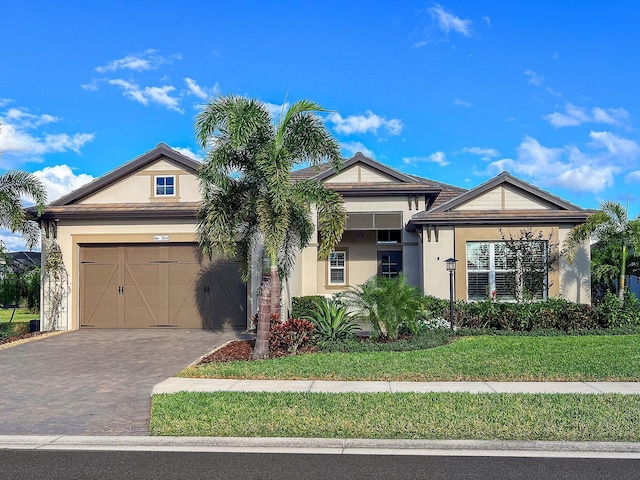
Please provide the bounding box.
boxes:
[356,230,364,240]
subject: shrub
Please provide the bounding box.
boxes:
[316,329,452,353]
[269,317,315,354]
[303,297,360,341]
[338,275,425,340]
[291,295,325,320]
[594,291,640,328]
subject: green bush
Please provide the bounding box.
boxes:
[594,291,640,328]
[303,297,360,341]
[316,329,452,352]
[291,295,325,320]
[338,275,425,340]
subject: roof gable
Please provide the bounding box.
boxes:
[430,171,582,213]
[318,152,419,184]
[50,143,201,206]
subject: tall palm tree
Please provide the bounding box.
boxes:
[195,95,346,358]
[0,170,47,250]
[564,200,640,300]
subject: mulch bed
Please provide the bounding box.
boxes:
[0,331,47,346]
[198,339,318,364]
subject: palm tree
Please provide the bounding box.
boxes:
[0,170,47,251]
[195,95,346,358]
[564,200,640,300]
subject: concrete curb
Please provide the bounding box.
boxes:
[1,435,640,458]
[153,378,640,395]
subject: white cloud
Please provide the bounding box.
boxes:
[32,164,94,202]
[81,79,99,92]
[589,131,640,160]
[0,98,12,108]
[625,171,640,183]
[524,70,561,97]
[264,102,290,119]
[524,70,544,87]
[545,103,590,127]
[403,151,449,167]
[108,79,184,113]
[462,146,500,161]
[328,111,403,136]
[483,16,491,27]
[545,104,631,128]
[485,133,639,193]
[170,146,202,161]
[454,98,472,107]
[591,107,630,126]
[184,78,220,100]
[95,49,181,73]
[341,141,375,158]
[0,108,95,160]
[429,4,472,37]
[0,231,32,252]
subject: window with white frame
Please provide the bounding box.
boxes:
[466,241,547,301]
[155,175,175,196]
[328,251,346,285]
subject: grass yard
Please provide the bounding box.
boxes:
[150,391,640,441]
[0,307,38,325]
[180,334,640,382]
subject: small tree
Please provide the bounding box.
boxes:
[500,228,558,303]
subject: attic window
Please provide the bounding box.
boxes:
[155,176,175,196]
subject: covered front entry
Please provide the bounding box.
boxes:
[79,244,246,328]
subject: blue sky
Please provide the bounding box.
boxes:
[2,1,640,250]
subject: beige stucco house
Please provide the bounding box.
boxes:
[35,143,591,331]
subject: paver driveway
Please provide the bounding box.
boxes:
[0,328,248,435]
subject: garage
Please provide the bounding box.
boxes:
[79,243,246,329]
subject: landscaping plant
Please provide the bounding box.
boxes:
[302,297,359,341]
[338,274,425,340]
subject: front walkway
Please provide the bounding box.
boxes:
[154,378,640,395]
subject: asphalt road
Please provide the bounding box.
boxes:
[3,451,639,480]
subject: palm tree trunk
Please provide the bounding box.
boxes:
[252,278,271,359]
[269,252,281,319]
[619,244,627,300]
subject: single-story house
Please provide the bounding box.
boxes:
[35,143,592,330]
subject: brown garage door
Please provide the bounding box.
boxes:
[80,244,246,328]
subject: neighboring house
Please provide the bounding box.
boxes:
[34,144,592,331]
[1,251,41,278]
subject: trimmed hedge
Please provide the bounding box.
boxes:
[291,295,325,320]
[425,291,640,332]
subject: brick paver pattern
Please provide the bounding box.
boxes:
[0,329,246,435]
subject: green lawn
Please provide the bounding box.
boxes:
[150,391,640,441]
[180,334,640,382]
[0,307,39,324]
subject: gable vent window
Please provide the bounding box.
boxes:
[155,176,175,196]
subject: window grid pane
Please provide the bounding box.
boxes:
[155,176,175,196]
[328,251,346,285]
[466,241,547,301]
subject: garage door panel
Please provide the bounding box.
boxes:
[81,245,120,264]
[80,262,121,328]
[124,246,159,263]
[169,264,201,285]
[124,306,159,327]
[168,245,201,263]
